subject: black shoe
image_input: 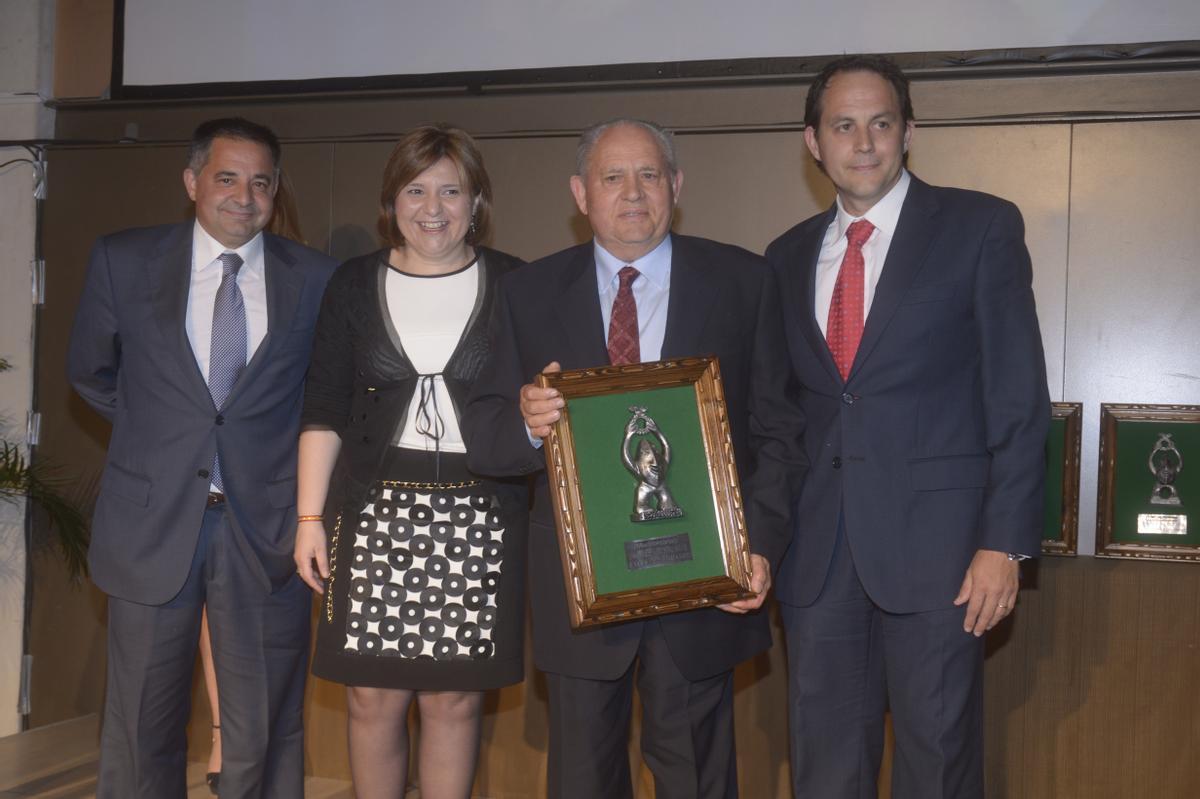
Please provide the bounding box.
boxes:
[206,771,220,795]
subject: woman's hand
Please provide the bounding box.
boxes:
[294,520,330,594]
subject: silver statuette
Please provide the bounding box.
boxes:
[621,406,684,523]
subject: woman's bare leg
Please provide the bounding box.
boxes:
[415,690,484,799]
[347,686,415,799]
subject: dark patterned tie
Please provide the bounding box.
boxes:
[208,252,246,491]
[607,266,641,366]
[826,220,874,381]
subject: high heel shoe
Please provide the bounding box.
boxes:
[207,723,221,795]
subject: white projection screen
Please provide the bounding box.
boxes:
[118,0,1200,94]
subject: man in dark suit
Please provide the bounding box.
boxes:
[765,56,1050,798]
[464,118,805,798]
[68,118,337,798]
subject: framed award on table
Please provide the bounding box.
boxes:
[1095,403,1199,561]
[537,357,756,628]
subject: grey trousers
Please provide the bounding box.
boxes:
[97,503,311,799]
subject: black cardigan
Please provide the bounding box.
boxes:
[302,246,525,511]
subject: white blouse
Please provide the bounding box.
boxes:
[384,258,480,453]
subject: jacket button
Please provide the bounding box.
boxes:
[841,393,857,405]
[198,469,210,479]
[362,436,369,443]
[831,456,842,469]
[215,414,224,425]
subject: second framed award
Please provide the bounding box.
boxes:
[1096,403,1199,561]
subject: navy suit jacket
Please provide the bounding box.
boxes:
[463,234,806,681]
[68,222,337,605]
[765,176,1050,613]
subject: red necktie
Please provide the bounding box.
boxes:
[826,219,875,381]
[607,266,641,365]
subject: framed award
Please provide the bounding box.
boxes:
[537,357,755,628]
[1042,402,1082,556]
[1095,403,1200,561]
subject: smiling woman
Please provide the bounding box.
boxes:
[292,124,528,799]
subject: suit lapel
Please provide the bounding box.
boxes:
[661,235,717,358]
[794,207,843,385]
[148,223,213,404]
[850,178,940,380]
[222,234,302,409]
[552,245,609,368]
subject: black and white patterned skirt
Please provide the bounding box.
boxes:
[312,478,525,690]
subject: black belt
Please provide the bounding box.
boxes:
[206,491,226,507]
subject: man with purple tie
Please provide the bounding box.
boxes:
[69,118,336,798]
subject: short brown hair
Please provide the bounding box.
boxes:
[804,55,914,131]
[188,117,281,174]
[377,124,493,248]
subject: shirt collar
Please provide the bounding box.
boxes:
[192,220,265,276]
[593,235,673,293]
[833,169,911,241]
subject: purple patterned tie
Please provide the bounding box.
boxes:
[208,252,246,491]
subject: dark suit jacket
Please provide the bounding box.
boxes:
[68,222,338,605]
[765,176,1050,613]
[463,234,806,681]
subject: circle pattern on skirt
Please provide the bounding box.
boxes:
[343,486,504,661]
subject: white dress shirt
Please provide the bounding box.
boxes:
[594,235,673,363]
[185,221,269,382]
[529,236,674,449]
[813,170,912,334]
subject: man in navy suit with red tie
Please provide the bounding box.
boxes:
[765,56,1050,798]
[466,118,805,798]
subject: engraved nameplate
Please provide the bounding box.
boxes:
[625,533,694,571]
[1137,514,1188,536]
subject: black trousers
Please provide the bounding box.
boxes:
[544,618,738,799]
[781,523,984,799]
[97,503,311,799]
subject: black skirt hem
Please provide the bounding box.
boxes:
[312,645,523,691]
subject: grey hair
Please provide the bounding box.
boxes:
[575,118,679,178]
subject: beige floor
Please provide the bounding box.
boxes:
[0,714,354,798]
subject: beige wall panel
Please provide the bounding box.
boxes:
[327,141,393,260]
[476,137,585,261]
[1065,120,1200,555]
[914,71,1200,122]
[53,0,114,99]
[277,142,335,252]
[671,131,831,254]
[909,124,1071,397]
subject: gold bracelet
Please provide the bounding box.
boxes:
[297,514,324,523]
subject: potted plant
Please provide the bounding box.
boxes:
[0,356,90,579]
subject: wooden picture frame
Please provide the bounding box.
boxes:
[1096,403,1200,561]
[1042,402,1082,556]
[537,357,754,628]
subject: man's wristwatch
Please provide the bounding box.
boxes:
[1007,553,1030,561]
